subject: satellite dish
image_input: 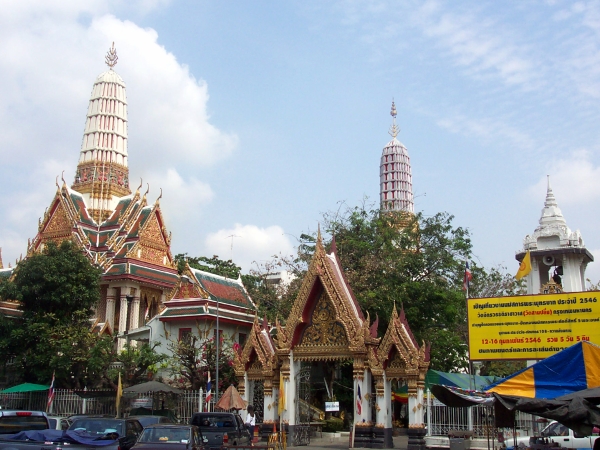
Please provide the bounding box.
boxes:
[543,255,555,266]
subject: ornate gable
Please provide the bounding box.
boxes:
[371,306,430,379]
[30,184,83,255]
[275,233,377,361]
[172,266,211,300]
[234,316,277,383]
[126,203,175,269]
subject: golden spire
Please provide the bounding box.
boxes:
[388,99,400,139]
[0,247,3,269]
[105,42,118,69]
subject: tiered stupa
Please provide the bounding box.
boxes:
[379,101,414,213]
[72,43,130,223]
[517,176,593,294]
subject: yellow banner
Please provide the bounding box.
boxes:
[468,292,600,360]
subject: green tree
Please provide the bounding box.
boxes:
[7,241,102,321]
[174,253,241,279]
[113,342,166,388]
[166,327,238,392]
[0,240,114,387]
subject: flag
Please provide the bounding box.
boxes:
[463,261,473,291]
[356,384,362,416]
[278,371,286,414]
[46,372,55,413]
[516,250,532,280]
[205,371,212,410]
[116,372,123,417]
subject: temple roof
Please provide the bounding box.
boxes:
[189,268,254,308]
[380,101,414,213]
[71,44,131,222]
[522,176,586,253]
[30,181,177,290]
[78,68,128,163]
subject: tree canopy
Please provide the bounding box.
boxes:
[6,240,102,321]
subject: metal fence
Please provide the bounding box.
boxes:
[426,396,538,439]
[0,389,216,423]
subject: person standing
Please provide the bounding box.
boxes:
[245,405,256,445]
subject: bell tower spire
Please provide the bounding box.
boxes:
[380,100,414,213]
[72,43,131,223]
[518,176,593,294]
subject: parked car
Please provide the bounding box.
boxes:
[0,415,137,450]
[128,416,174,428]
[0,411,49,434]
[509,421,600,450]
[190,412,251,450]
[68,417,143,450]
[132,424,207,450]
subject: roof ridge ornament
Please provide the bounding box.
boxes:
[105,42,118,70]
[388,99,400,139]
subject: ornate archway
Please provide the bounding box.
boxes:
[234,233,429,448]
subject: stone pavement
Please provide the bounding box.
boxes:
[286,433,409,449]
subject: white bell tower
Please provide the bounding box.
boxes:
[517,176,593,294]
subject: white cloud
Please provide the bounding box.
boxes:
[413,1,538,87]
[0,1,235,264]
[204,225,296,272]
[436,114,536,150]
[528,149,600,205]
[585,249,600,286]
[143,168,214,233]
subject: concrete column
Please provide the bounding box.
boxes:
[288,354,297,426]
[106,287,117,331]
[407,377,418,426]
[118,294,128,334]
[363,370,372,422]
[130,297,141,330]
[117,295,129,352]
[264,377,275,423]
[381,373,393,448]
[416,383,425,424]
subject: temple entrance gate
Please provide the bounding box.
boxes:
[294,366,312,446]
[233,233,430,449]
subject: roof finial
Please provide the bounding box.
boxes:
[105,42,118,70]
[388,99,400,139]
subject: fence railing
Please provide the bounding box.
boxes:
[0,389,217,424]
[426,397,538,438]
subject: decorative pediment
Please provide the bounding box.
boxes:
[375,306,430,379]
[172,267,210,300]
[276,234,374,358]
[291,289,352,361]
[234,316,276,380]
[127,206,175,269]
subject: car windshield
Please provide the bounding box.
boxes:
[193,415,235,428]
[139,427,190,443]
[69,419,123,436]
[0,416,48,434]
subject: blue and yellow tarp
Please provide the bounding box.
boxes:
[392,370,500,403]
[485,341,600,399]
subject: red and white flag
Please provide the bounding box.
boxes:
[205,371,212,410]
[356,384,362,416]
[46,372,55,412]
[463,261,473,291]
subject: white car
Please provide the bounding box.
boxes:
[509,421,599,450]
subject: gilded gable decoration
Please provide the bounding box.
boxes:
[375,306,430,380]
[275,234,373,358]
[234,315,276,382]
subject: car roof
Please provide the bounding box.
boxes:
[143,424,196,429]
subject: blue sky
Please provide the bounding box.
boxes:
[1,0,600,283]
